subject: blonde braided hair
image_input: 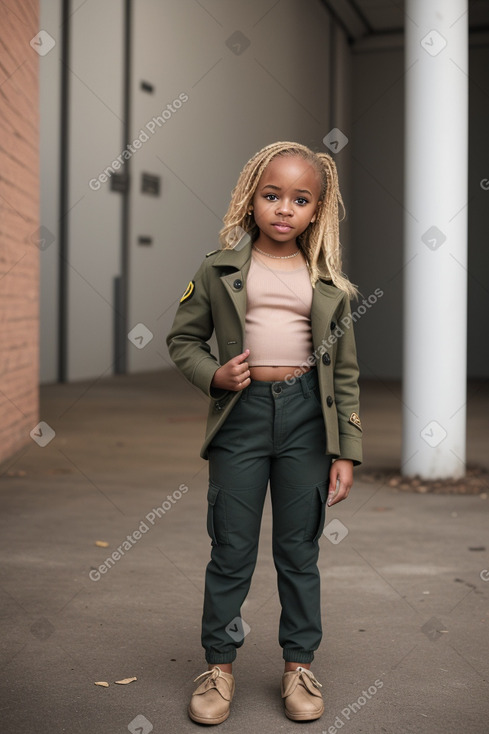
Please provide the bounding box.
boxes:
[219,141,358,298]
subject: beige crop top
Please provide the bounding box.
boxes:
[244,251,314,367]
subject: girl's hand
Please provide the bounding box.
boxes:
[211,349,251,392]
[327,459,353,506]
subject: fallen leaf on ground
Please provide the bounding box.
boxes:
[94,681,109,687]
[115,677,137,685]
[95,540,109,548]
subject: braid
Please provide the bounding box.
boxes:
[219,141,358,298]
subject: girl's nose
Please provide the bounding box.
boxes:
[276,200,293,215]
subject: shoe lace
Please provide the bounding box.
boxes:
[193,666,222,685]
[295,666,323,689]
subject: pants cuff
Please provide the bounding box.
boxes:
[205,650,237,664]
[283,649,315,664]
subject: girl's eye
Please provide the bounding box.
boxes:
[264,194,309,205]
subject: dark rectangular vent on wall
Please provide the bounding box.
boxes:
[140,80,154,93]
[137,236,153,246]
[110,172,129,193]
[141,172,160,196]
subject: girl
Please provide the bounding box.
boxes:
[166,141,363,725]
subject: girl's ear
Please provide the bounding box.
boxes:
[310,200,322,224]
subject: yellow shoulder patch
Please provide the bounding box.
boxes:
[349,412,362,430]
[180,280,195,303]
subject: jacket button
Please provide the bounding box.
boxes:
[330,321,337,331]
[322,352,331,366]
[233,278,243,290]
[326,395,334,407]
[215,402,223,411]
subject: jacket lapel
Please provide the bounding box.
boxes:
[213,239,252,345]
[311,278,344,348]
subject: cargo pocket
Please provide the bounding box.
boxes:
[206,483,228,546]
[303,483,328,542]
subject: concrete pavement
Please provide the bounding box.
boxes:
[0,371,488,733]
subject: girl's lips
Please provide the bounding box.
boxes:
[272,223,293,232]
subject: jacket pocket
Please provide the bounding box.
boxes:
[303,483,328,542]
[206,483,228,546]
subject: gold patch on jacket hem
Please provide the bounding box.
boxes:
[349,412,362,429]
[180,280,195,303]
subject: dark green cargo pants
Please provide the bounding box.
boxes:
[203,367,332,665]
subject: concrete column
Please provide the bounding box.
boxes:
[402,0,468,479]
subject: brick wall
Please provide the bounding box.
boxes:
[0,1,40,465]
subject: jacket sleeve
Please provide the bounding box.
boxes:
[165,259,226,399]
[333,293,363,466]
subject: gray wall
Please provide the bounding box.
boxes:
[350,42,405,381]
[128,0,346,374]
[39,0,125,383]
[350,39,489,380]
[467,43,489,379]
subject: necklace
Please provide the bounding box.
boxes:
[253,245,300,260]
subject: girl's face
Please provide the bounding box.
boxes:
[251,155,322,246]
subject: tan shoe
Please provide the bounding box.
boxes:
[281,666,324,721]
[188,666,235,725]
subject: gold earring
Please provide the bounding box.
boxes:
[247,205,253,215]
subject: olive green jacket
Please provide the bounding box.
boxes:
[166,238,363,465]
